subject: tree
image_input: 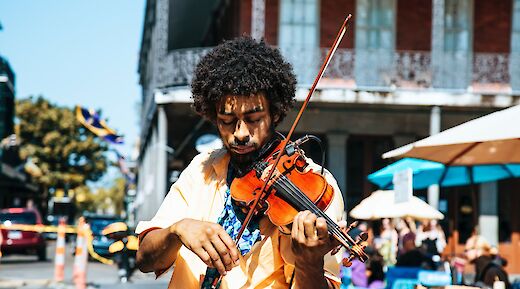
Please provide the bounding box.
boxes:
[16,96,109,191]
[75,177,126,215]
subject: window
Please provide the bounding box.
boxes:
[279,0,319,49]
[444,0,472,52]
[355,0,395,50]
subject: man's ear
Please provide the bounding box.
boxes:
[273,114,280,124]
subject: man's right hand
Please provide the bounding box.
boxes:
[171,218,240,275]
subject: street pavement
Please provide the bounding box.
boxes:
[0,241,170,289]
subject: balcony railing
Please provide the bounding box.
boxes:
[166,47,517,93]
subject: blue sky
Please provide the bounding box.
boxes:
[0,0,145,158]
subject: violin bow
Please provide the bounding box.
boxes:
[210,15,352,289]
[235,14,352,242]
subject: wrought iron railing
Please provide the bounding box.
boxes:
[472,53,510,84]
[170,47,212,86]
[164,47,516,93]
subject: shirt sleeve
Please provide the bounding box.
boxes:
[135,153,209,278]
[135,152,207,234]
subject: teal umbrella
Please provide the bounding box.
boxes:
[368,158,520,189]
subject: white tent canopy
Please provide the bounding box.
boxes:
[349,190,444,220]
[382,105,520,165]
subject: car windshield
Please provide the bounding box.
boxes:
[89,219,120,235]
[0,212,37,225]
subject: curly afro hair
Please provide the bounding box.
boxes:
[191,36,297,125]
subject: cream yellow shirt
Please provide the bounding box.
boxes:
[136,148,345,289]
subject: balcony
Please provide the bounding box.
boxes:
[165,47,518,95]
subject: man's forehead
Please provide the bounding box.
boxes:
[218,94,267,113]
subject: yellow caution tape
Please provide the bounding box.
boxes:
[0,223,113,265]
[0,222,138,265]
[84,227,114,265]
[0,224,77,234]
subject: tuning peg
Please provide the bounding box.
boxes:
[349,221,358,229]
[344,221,358,234]
[342,255,354,267]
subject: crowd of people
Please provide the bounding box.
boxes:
[341,218,512,289]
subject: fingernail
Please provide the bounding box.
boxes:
[234,259,239,265]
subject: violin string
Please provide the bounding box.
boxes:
[255,162,352,247]
[273,176,350,245]
[254,162,346,242]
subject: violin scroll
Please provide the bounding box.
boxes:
[340,221,369,267]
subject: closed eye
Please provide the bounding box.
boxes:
[246,118,261,124]
[219,117,235,125]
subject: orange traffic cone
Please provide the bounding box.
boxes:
[73,218,88,289]
[54,217,66,282]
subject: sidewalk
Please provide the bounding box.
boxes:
[0,270,169,289]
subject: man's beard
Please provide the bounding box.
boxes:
[225,129,279,176]
[228,144,261,175]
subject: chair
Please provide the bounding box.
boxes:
[417,270,452,287]
[391,279,419,289]
[385,267,422,289]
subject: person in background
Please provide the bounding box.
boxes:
[396,232,434,269]
[102,222,139,283]
[374,218,398,267]
[345,247,385,289]
[396,217,416,256]
[364,250,385,289]
[415,219,446,267]
[490,246,507,267]
[465,234,511,289]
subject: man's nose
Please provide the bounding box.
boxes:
[234,120,250,144]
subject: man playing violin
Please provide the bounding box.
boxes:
[136,36,346,289]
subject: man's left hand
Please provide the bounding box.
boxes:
[290,210,338,267]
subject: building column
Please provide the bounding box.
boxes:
[428,106,441,209]
[511,0,520,91]
[251,0,265,40]
[156,106,168,205]
[136,128,157,221]
[479,182,499,246]
[431,0,445,88]
[327,133,349,206]
[138,106,169,222]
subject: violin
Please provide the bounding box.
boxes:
[231,138,369,265]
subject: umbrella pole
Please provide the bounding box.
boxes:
[450,189,458,257]
[467,167,479,228]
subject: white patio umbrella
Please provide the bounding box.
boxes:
[383,105,520,165]
[349,190,444,220]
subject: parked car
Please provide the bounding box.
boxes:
[84,214,122,258]
[0,208,47,260]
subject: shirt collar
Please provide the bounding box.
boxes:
[209,148,231,182]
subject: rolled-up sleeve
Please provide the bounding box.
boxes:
[135,153,204,235]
